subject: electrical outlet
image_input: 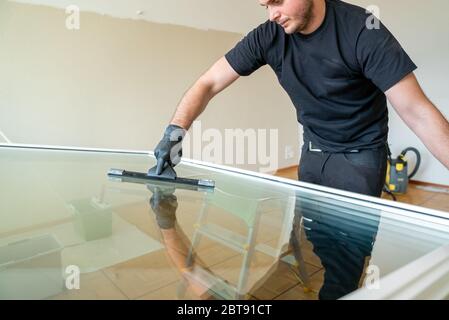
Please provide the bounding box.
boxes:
[285,145,295,160]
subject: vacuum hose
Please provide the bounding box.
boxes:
[400,147,421,179]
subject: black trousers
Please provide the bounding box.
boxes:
[294,143,388,299]
[298,143,388,197]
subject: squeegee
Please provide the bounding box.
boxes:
[107,164,215,189]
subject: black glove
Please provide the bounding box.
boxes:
[154,124,186,175]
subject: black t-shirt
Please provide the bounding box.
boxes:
[225,0,417,152]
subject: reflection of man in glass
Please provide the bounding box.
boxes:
[147,184,221,300]
[294,193,380,300]
[244,198,378,300]
[295,145,384,299]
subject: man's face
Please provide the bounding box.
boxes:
[259,0,314,34]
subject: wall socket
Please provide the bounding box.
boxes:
[285,145,295,160]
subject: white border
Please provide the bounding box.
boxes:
[342,244,449,300]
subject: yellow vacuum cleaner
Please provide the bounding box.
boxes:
[384,147,421,200]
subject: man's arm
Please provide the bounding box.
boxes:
[170,56,240,130]
[386,73,449,170]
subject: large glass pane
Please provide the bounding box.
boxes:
[1,146,449,300]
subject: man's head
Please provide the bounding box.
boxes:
[259,0,316,34]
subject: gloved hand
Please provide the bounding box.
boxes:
[148,185,178,229]
[154,124,186,175]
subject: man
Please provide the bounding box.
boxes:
[154,0,449,198]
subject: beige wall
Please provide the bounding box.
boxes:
[351,0,449,185]
[2,0,448,183]
[0,0,299,173]
[9,0,268,35]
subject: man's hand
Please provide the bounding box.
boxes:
[386,72,449,170]
[154,124,187,175]
[148,185,178,229]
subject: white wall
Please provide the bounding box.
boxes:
[351,0,449,185]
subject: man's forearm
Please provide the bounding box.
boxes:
[170,79,215,130]
[387,73,449,171]
[409,101,449,170]
[169,56,240,130]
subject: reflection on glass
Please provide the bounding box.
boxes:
[294,194,380,299]
[1,146,449,300]
[148,183,219,300]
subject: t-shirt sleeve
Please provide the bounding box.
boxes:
[225,22,272,76]
[356,21,417,92]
